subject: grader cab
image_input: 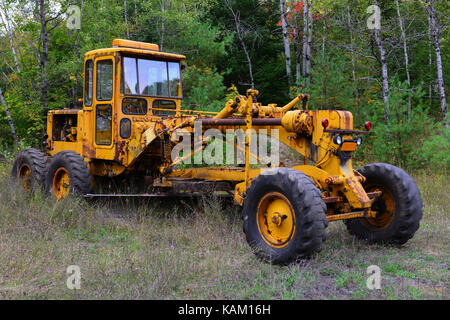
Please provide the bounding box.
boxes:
[12,39,423,264]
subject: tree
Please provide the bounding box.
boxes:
[280,0,292,85]
[372,0,390,124]
[425,0,447,125]
[223,0,255,89]
[395,0,411,117]
[0,87,18,146]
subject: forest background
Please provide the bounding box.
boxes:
[0,0,448,169]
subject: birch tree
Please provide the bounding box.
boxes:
[0,1,19,146]
[302,1,308,79]
[425,0,447,125]
[301,0,313,87]
[0,87,18,146]
[280,0,292,85]
[306,0,313,87]
[373,0,390,123]
[346,0,359,103]
[0,1,20,74]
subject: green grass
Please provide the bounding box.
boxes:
[0,161,448,299]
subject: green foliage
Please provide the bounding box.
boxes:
[182,65,227,112]
[0,0,447,171]
[304,52,356,111]
[363,79,448,169]
[416,125,450,171]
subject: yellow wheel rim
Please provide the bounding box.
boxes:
[256,192,295,248]
[52,167,70,199]
[365,185,395,230]
[18,164,32,191]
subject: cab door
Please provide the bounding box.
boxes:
[93,56,115,159]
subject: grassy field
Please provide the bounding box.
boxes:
[0,161,448,300]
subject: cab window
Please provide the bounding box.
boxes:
[96,60,113,101]
[122,98,147,115]
[168,62,181,97]
[84,60,93,106]
[152,100,176,116]
[121,56,181,98]
[138,59,168,96]
[122,57,138,95]
[95,104,112,145]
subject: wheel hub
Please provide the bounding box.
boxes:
[365,186,395,229]
[52,167,71,200]
[257,192,295,247]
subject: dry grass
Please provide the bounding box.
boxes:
[0,161,448,300]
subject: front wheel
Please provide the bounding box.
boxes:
[344,163,423,244]
[45,151,92,199]
[242,168,328,264]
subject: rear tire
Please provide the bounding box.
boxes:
[242,168,328,264]
[11,148,47,192]
[344,163,423,244]
[45,151,92,199]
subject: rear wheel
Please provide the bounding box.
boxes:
[242,168,328,264]
[11,148,47,192]
[344,163,423,244]
[45,151,92,199]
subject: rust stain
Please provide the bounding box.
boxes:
[82,138,95,158]
[114,140,127,163]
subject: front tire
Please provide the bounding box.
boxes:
[242,168,328,264]
[45,151,92,199]
[344,163,423,244]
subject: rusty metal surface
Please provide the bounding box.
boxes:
[323,191,381,204]
[198,118,282,126]
[326,210,367,221]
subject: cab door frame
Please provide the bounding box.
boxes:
[92,55,116,159]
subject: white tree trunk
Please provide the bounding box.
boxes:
[0,87,18,146]
[426,0,447,125]
[395,0,411,117]
[294,42,301,84]
[306,0,313,87]
[428,15,433,107]
[302,1,307,78]
[373,0,389,124]
[280,0,292,85]
[0,3,20,73]
[346,0,359,103]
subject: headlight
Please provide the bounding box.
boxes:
[356,136,362,146]
[333,135,342,145]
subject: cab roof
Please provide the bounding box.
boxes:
[85,39,186,61]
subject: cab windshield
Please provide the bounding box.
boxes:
[121,56,181,98]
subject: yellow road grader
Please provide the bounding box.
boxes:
[12,39,423,264]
